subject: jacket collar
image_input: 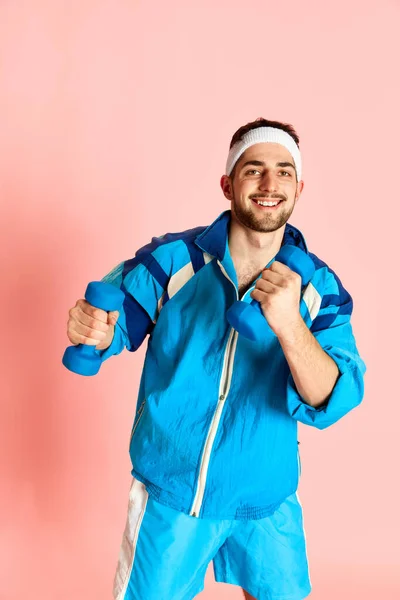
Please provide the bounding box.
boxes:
[195,209,309,289]
[195,210,231,261]
[195,209,308,259]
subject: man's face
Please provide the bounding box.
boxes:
[221,142,304,233]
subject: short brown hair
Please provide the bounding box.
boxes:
[229,117,300,179]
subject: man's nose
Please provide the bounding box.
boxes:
[258,172,277,192]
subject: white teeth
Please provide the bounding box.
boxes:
[256,200,279,206]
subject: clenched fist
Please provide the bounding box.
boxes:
[250,260,303,337]
[67,299,119,351]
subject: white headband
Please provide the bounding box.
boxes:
[225,126,302,180]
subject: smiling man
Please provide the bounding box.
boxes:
[67,117,366,600]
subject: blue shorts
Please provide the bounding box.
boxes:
[113,478,312,600]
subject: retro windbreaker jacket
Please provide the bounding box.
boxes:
[99,210,366,520]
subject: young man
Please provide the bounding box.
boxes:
[67,118,366,600]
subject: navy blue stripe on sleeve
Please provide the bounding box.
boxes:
[122,253,169,291]
[311,312,340,332]
[118,227,209,343]
[310,274,353,333]
[119,254,167,350]
[320,292,352,313]
[184,240,206,273]
[141,253,169,290]
[120,286,155,351]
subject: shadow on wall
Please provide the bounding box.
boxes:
[1,190,112,536]
[0,164,145,597]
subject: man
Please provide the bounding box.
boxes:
[67,117,366,600]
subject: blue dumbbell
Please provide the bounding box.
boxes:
[62,281,125,376]
[226,245,315,342]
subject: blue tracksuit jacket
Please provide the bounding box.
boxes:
[99,210,366,520]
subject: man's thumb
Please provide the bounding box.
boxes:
[108,310,120,325]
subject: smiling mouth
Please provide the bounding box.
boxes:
[251,198,283,208]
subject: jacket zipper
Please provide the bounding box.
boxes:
[190,261,240,517]
[130,399,146,443]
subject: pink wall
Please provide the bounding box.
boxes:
[1,1,399,598]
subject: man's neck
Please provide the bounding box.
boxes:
[228,216,285,269]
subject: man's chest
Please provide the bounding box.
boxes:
[236,264,264,298]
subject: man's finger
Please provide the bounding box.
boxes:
[261,268,284,284]
[255,279,276,294]
[108,310,120,325]
[268,260,293,274]
[269,261,302,284]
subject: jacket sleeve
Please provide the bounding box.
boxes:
[96,248,168,363]
[286,268,366,430]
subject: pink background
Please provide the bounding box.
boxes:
[1,1,399,598]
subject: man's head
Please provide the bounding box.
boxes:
[220,118,304,233]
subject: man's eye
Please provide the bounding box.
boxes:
[245,169,260,175]
[280,171,291,176]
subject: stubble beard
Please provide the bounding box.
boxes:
[232,194,296,233]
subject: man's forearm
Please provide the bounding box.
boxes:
[277,316,339,408]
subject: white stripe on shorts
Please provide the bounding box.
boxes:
[113,478,148,600]
[295,491,312,588]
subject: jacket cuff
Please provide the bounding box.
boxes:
[96,324,126,363]
[286,346,365,429]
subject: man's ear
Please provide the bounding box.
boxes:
[220,174,234,201]
[295,179,304,203]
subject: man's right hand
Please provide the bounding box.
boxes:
[67,299,120,351]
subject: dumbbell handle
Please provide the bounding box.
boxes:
[62,281,125,376]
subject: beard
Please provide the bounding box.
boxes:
[232,194,296,233]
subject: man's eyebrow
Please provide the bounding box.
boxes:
[276,161,296,171]
[240,160,296,171]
